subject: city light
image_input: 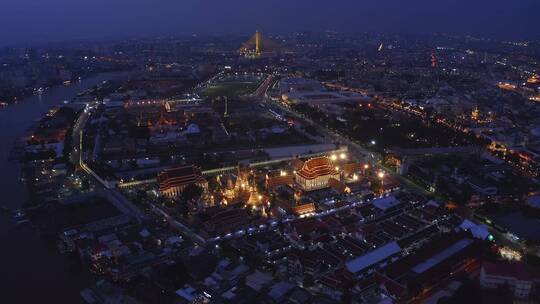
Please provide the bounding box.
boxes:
[499,247,522,261]
[6,16,539,303]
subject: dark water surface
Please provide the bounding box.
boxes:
[0,72,130,303]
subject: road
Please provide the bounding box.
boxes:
[260,85,441,198]
[263,97,376,160]
[69,106,90,165]
[150,205,208,247]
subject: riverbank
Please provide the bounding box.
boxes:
[0,71,132,303]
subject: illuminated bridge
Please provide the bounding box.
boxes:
[239,30,281,57]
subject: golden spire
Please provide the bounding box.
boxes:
[472,106,479,121]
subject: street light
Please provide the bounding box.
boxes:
[378,171,385,194]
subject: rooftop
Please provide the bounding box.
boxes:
[296,156,338,180]
[373,196,401,211]
[482,261,540,281]
[411,238,474,274]
[346,241,401,274]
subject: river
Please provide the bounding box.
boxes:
[0,72,131,303]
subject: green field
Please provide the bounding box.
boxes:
[201,74,264,98]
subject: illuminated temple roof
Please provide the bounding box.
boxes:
[157,165,207,192]
[292,203,316,216]
[296,157,338,180]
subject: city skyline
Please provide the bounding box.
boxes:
[2,2,540,303]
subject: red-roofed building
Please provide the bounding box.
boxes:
[291,158,305,171]
[343,163,364,176]
[318,269,351,301]
[329,178,350,194]
[295,157,340,191]
[292,203,316,216]
[481,262,540,299]
[374,273,408,301]
[157,165,208,197]
[203,208,249,235]
[290,218,328,239]
[288,249,321,276]
[266,175,294,191]
[377,233,484,301]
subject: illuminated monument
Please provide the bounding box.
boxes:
[295,157,340,191]
[239,30,281,58]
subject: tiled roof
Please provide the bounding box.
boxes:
[157,165,206,192]
[483,262,540,281]
[344,163,363,175]
[345,241,401,274]
[292,203,316,216]
[329,178,348,194]
[266,175,294,188]
[296,157,338,180]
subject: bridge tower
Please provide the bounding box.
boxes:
[255,30,261,56]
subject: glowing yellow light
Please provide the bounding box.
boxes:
[330,154,337,161]
[364,164,369,169]
[378,172,385,179]
[499,247,522,261]
[339,153,346,159]
[353,174,359,181]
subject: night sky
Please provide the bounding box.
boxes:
[1,0,539,46]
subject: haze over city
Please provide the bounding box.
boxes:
[1,0,540,46]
